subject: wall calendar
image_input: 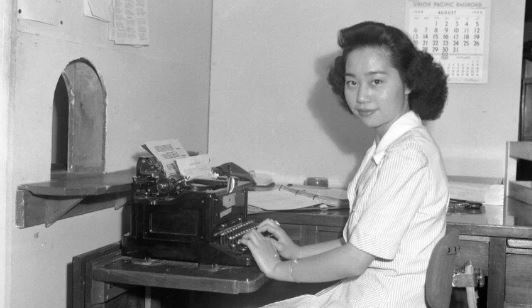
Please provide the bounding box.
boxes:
[405,0,491,83]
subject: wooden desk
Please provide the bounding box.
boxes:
[74,202,532,308]
[73,241,332,308]
[252,203,532,308]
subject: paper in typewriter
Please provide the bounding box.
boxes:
[174,154,215,179]
[142,139,189,177]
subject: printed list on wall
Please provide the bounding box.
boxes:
[405,0,491,83]
[109,0,150,46]
[83,0,150,46]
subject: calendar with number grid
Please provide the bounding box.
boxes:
[405,0,490,83]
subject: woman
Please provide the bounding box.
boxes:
[240,21,449,307]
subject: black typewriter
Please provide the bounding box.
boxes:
[121,156,257,266]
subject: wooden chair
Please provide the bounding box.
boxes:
[452,260,483,308]
[425,229,484,308]
[425,229,461,308]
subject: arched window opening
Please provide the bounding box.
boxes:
[50,58,106,174]
[51,76,69,171]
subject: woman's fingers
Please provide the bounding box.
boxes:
[241,229,261,245]
[257,218,280,229]
[239,227,281,275]
[268,237,282,251]
[257,219,284,237]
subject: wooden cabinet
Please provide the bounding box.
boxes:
[503,141,532,307]
[505,141,532,223]
[253,206,532,308]
[506,252,532,306]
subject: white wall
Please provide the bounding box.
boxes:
[209,0,525,187]
[5,1,212,307]
[1,1,14,307]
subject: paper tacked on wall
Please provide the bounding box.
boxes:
[109,0,150,46]
[84,0,112,22]
[18,0,61,25]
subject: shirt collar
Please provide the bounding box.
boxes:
[371,111,422,164]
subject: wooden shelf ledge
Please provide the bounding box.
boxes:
[16,169,135,228]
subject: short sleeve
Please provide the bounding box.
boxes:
[347,143,428,260]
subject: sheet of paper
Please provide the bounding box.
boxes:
[175,154,214,179]
[84,0,112,22]
[285,185,348,201]
[111,0,149,45]
[448,181,503,205]
[248,189,321,211]
[18,0,61,25]
[141,139,189,177]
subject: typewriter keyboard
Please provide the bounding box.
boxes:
[213,219,257,253]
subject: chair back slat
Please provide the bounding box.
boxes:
[425,229,460,308]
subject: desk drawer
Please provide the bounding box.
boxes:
[281,224,342,245]
[456,237,489,273]
[506,254,532,306]
[507,238,532,250]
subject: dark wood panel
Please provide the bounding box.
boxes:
[316,225,343,243]
[455,240,489,273]
[280,224,342,245]
[72,243,137,308]
[281,224,305,245]
[487,237,507,308]
[506,254,532,305]
[251,210,348,228]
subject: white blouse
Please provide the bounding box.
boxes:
[264,111,449,308]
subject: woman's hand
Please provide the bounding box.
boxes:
[239,228,281,277]
[256,219,301,260]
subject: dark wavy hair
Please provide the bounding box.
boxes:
[327,21,447,120]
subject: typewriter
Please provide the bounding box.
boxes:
[121,156,257,266]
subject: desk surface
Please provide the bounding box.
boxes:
[251,201,532,240]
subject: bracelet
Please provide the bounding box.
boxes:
[288,258,299,282]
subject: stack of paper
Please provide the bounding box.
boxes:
[248,185,348,212]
